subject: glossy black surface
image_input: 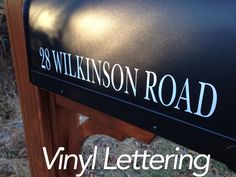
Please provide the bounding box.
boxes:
[24,0,236,170]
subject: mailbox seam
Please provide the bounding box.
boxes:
[31,69,236,143]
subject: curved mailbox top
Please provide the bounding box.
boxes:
[24,0,236,168]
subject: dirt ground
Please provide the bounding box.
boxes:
[0,0,236,176]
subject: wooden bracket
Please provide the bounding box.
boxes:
[55,95,155,176]
[68,118,129,175]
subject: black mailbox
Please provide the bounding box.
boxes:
[24,0,236,170]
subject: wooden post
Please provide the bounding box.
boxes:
[6,0,55,176]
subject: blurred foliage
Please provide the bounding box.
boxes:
[0,0,10,60]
